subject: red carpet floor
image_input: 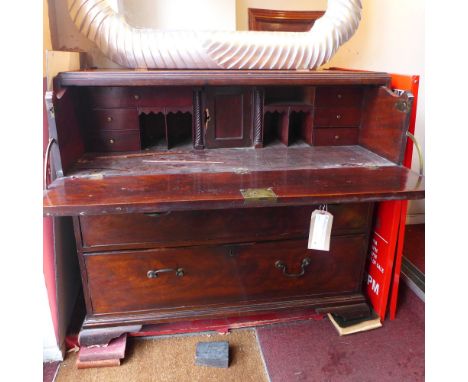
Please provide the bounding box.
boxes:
[43,361,60,382]
[256,284,424,382]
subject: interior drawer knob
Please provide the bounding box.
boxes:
[275,257,311,278]
[134,94,140,100]
[337,94,342,99]
[106,116,113,122]
[109,138,115,144]
[147,268,184,279]
[336,114,342,120]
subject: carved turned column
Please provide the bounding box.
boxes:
[253,88,264,148]
[193,89,204,149]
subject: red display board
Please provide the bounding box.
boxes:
[365,201,402,319]
[388,200,409,319]
[388,74,421,320]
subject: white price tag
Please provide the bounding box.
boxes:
[308,209,333,251]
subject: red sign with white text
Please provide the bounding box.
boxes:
[365,201,402,319]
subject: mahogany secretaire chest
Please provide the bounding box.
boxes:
[43,69,424,344]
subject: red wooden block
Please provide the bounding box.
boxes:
[76,358,120,369]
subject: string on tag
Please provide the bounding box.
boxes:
[319,204,328,213]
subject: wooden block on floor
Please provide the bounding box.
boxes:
[76,358,121,369]
[78,334,127,362]
[195,341,229,368]
[78,325,141,347]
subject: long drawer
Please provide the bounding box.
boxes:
[79,203,373,250]
[85,236,368,314]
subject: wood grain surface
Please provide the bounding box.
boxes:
[85,237,368,314]
[78,203,372,251]
[57,70,391,87]
[44,165,423,216]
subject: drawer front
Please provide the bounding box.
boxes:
[86,130,141,152]
[136,87,193,108]
[315,86,364,108]
[314,128,359,146]
[87,87,193,109]
[85,236,368,314]
[79,203,373,250]
[87,87,140,108]
[89,108,139,131]
[314,107,362,127]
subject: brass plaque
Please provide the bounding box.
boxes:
[240,188,277,203]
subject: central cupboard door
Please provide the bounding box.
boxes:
[204,87,253,148]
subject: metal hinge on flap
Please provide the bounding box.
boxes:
[240,188,277,203]
[394,89,414,113]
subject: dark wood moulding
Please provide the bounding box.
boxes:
[83,294,367,329]
[56,69,391,87]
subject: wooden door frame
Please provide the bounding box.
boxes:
[248,8,325,32]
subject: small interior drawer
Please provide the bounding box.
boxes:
[78,203,373,251]
[85,236,368,314]
[315,86,364,108]
[87,87,140,108]
[86,130,141,152]
[136,87,193,108]
[89,108,139,131]
[87,87,193,109]
[314,128,359,146]
[314,107,362,127]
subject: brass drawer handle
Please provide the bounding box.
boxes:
[147,268,184,279]
[275,258,311,278]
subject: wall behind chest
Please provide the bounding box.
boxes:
[47,0,236,68]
